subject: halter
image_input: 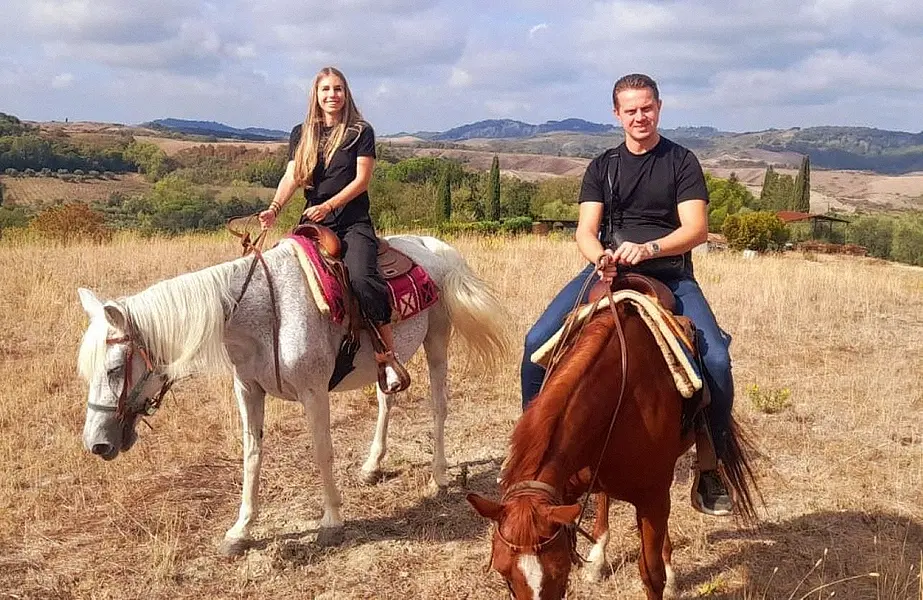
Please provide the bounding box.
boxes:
[489,480,582,576]
[86,315,173,422]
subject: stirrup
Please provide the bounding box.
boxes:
[376,351,411,394]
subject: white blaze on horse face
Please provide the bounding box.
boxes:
[518,554,543,600]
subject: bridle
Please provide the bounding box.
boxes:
[491,263,630,590]
[87,316,173,422]
[494,481,582,560]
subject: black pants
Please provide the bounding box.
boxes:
[339,222,392,325]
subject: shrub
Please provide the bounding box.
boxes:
[746,384,792,414]
[29,202,112,243]
[722,211,789,251]
[499,216,533,234]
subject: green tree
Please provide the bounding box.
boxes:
[891,218,923,266]
[0,180,4,206]
[437,173,452,223]
[500,177,537,218]
[487,155,501,221]
[705,172,755,231]
[792,155,811,212]
[123,141,172,181]
[846,215,894,259]
[758,166,778,209]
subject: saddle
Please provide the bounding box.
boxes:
[291,223,413,392]
[293,223,414,279]
[590,272,720,482]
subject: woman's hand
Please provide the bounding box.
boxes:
[611,241,654,266]
[258,207,279,230]
[303,202,333,222]
[596,249,619,283]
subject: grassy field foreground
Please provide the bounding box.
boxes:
[0,233,921,599]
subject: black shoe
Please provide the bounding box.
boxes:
[693,469,734,517]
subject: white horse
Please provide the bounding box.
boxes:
[76,234,508,555]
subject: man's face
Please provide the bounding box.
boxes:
[614,87,662,143]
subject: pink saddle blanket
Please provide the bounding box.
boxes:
[285,234,439,324]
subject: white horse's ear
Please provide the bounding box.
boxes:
[77,288,104,319]
[103,302,129,332]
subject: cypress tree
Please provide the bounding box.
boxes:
[488,155,501,221]
[437,173,452,222]
[759,166,777,209]
[792,155,811,212]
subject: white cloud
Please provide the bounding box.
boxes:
[2,0,923,133]
[449,68,472,88]
[529,23,548,37]
[51,73,75,89]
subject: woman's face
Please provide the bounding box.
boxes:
[316,74,346,121]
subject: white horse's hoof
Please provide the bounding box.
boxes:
[583,564,606,583]
[427,477,449,496]
[219,537,250,557]
[315,526,345,547]
[359,468,382,485]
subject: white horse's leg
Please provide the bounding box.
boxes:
[300,389,343,531]
[360,385,393,484]
[220,377,266,556]
[423,312,450,489]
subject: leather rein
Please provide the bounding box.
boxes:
[86,316,173,422]
[494,260,629,566]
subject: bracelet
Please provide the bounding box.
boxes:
[268,202,282,215]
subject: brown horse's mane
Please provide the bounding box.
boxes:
[505,311,622,485]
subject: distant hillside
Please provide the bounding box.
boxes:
[388,120,923,174]
[428,118,617,141]
[145,119,288,141]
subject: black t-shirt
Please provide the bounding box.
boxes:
[288,121,376,231]
[578,137,708,275]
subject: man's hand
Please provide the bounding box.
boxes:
[303,202,333,222]
[611,241,655,266]
[596,249,619,283]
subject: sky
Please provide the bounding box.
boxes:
[2,0,923,136]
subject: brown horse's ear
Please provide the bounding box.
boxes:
[544,503,581,526]
[467,493,503,521]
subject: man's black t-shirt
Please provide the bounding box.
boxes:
[578,136,708,276]
[288,122,376,231]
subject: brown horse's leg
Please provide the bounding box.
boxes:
[662,528,677,599]
[584,492,611,582]
[636,493,671,600]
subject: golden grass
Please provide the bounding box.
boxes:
[1,234,921,599]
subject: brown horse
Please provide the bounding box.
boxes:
[468,303,758,599]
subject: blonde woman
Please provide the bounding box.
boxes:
[260,67,406,392]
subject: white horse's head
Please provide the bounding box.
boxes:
[77,288,171,461]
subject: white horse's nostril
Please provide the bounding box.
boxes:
[91,443,113,456]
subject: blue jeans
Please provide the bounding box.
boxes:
[520,265,734,458]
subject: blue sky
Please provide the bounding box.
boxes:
[2,0,922,135]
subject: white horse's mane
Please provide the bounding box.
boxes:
[78,260,241,381]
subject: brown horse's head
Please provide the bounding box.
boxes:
[467,491,581,599]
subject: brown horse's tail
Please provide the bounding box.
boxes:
[723,416,763,524]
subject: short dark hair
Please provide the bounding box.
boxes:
[612,74,660,108]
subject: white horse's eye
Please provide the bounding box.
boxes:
[106,366,124,395]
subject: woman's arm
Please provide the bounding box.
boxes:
[258,160,299,229]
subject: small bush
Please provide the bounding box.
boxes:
[499,216,533,234]
[722,211,789,252]
[746,384,792,414]
[29,202,112,244]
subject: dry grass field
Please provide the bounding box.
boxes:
[1,233,922,599]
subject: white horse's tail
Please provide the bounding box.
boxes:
[423,237,510,371]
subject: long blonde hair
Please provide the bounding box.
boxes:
[293,67,365,187]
